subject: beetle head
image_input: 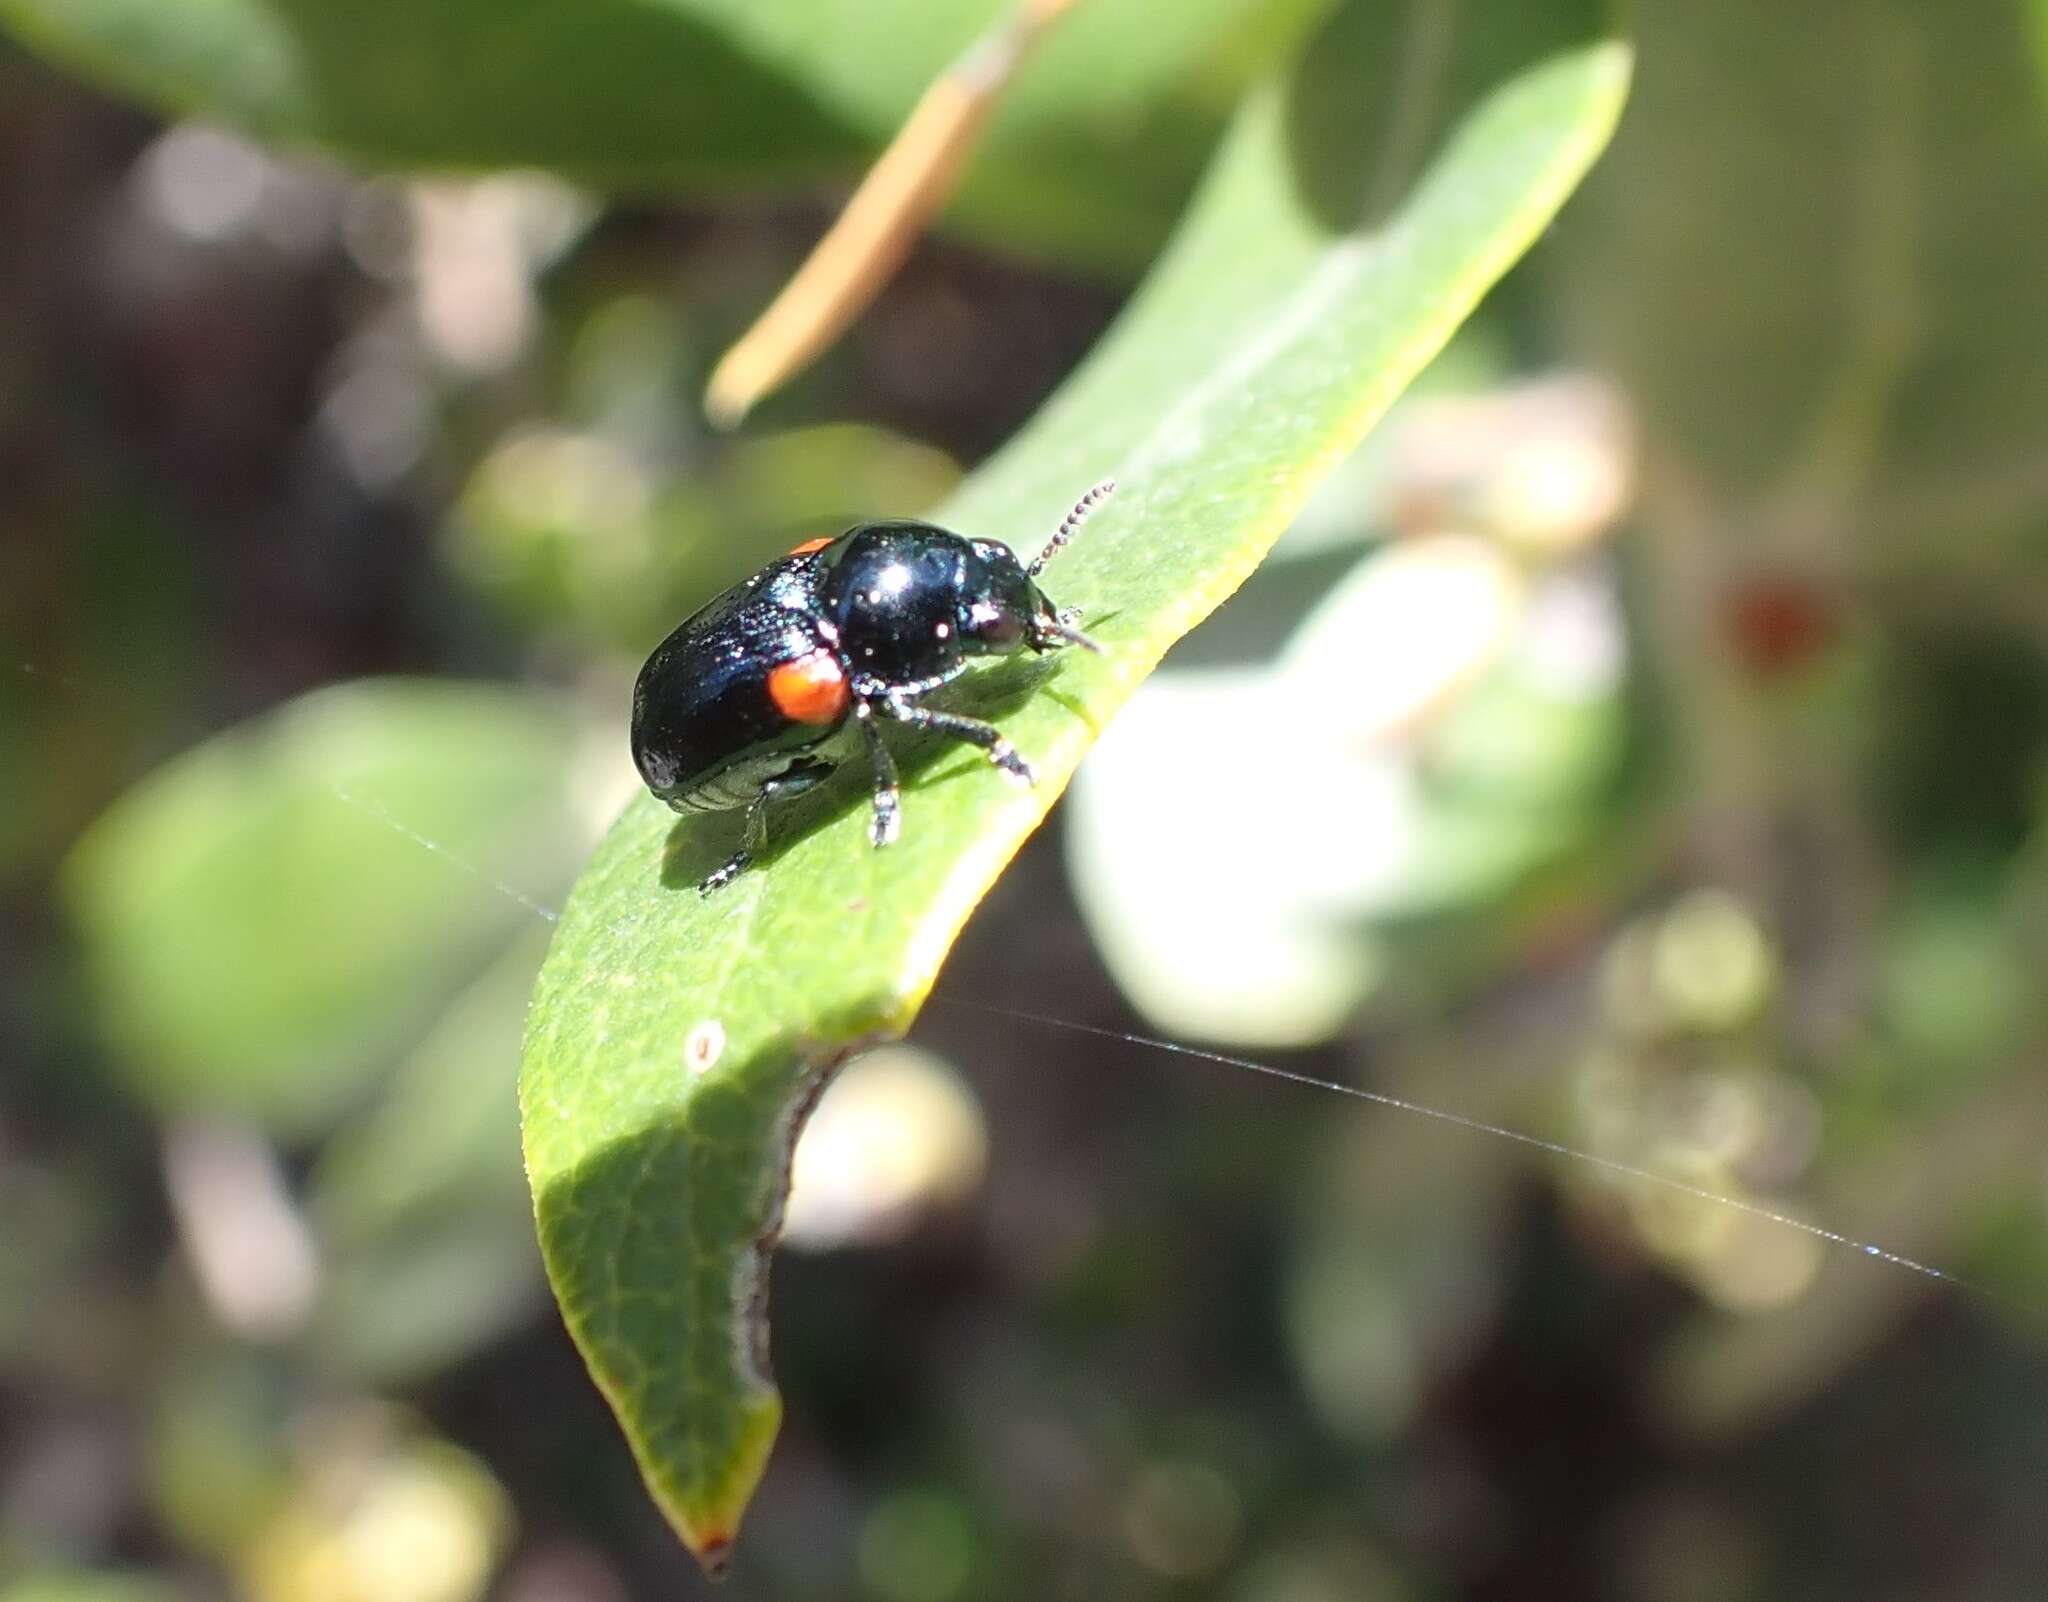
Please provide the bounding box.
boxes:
[960,540,1100,658]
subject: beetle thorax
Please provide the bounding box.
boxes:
[815,528,1007,696]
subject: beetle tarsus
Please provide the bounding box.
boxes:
[700,791,774,892]
[699,849,752,896]
[989,740,1036,785]
[856,703,902,847]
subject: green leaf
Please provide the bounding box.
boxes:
[521,0,1629,1571]
[0,0,1324,271]
[65,680,580,1133]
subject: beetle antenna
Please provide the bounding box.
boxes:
[1029,479,1115,576]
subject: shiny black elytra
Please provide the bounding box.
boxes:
[632,480,1114,894]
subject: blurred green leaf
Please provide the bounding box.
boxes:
[521,0,1630,1567]
[1879,866,2027,1079]
[314,932,544,1237]
[311,929,552,1381]
[0,0,1327,271]
[1557,0,2048,561]
[2032,0,2048,107]
[65,680,581,1134]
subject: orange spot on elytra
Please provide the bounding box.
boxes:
[767,651,850,725]
[788,536,834,556]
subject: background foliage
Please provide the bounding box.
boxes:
[4,0,2048,1599]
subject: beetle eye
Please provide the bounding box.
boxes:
[968,602,1024,648]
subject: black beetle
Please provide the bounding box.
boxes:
[633,480,1114,893]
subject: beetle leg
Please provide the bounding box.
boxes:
[882,695,1036,786]
[698,791,772,896]
[696,759,839,893]
[855,700,902,847]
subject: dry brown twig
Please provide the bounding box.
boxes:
[704,0,1084,428]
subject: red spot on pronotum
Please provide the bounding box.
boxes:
[787,536,833,556]
[765,651,851,725]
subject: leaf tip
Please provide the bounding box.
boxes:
[654,1390,782,1581]
[694,1534,735,1583]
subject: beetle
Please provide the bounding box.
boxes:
[633,480,1115,894]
